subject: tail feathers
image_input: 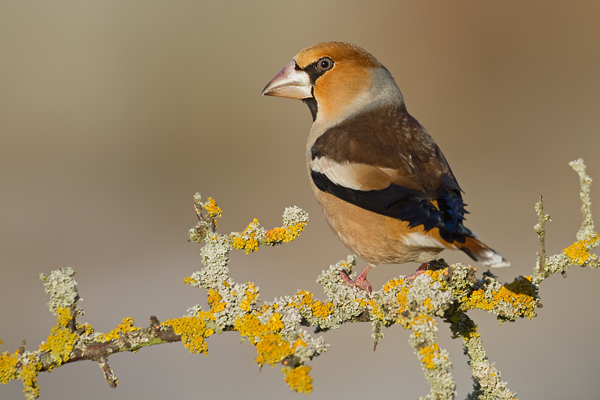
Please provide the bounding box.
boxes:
[458,237,510,268]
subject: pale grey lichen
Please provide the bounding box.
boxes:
[312,256,368,330]
[282,206,309,226]
[532,159,599,284]
[188,226,206,243]
[279,306,303,334]
[186,304,204,317]
[408,273,453,317]
[570,158,595,240]
[534,252,571,284]
[293,331,328,361]
[443,262,478,301]
[465,341,514,400]
[533,198,552,281]
[410,314,456,400]
[39,267,83,317]
[199,234,231,273]
[446,309,516,400]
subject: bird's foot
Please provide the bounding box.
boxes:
[406,262,429,282]
[339,264,373,293]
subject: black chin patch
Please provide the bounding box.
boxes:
[303,98,318,121]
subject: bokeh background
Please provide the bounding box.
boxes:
[1,1,599,399]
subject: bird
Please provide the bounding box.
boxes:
[262,42,509,292]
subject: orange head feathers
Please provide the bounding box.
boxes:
[263,42,402,126]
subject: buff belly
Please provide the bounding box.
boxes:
[312,183,452,266]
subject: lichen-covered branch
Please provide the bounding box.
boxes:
[532,159,599,284]
[1,160,598,400]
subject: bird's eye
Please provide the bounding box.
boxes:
[317,57,334,72]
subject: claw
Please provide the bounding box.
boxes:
[406,262,429,282]
[339,264,373,293]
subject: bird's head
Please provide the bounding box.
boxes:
[262,42,403,125]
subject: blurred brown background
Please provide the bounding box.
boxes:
[1,1,599,399]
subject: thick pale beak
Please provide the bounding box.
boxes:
[261,60,313,99]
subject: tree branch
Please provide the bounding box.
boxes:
[1,159,598,400]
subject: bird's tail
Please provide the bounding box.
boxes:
[457,237,510,268]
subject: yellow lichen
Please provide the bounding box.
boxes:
[230,219,261,253]
[0,348,18,385]
[204,197,222,226]
[424,269,449,290]
[369,301,385,321]
[82,323,94,336]
[38,307,78,367]
[254,333,295,366]
[293,338,307,349]
[394,286,410,321]
[564,233,599,265]
[234,313,305,367]
[283,365,313,394]
[240,284,259,312]
[161,315,214,355]
[235,314,284,344]
[183,276,198,286]
[207,289,226,313]
[1,344,42,399]
[423,298,433,311]
[411,315,436,329]
[266,222,307,244]
[97,317,140,343]
[461,276,538,320]
[358,290,410,324]
[19,354,41,400]
[419,343,447,369]
[382,278,405,293]
[287,291,333,319]
[229,217,306,254]
[353,298,370,307]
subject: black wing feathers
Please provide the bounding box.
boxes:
[311,170,472,243]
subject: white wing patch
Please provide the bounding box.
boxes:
[310,157,392,191]
[401,232,449,249]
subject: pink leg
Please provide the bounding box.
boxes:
[340,264,373,293]
[406,262,429,281]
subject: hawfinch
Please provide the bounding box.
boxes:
[262,42,509,292]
